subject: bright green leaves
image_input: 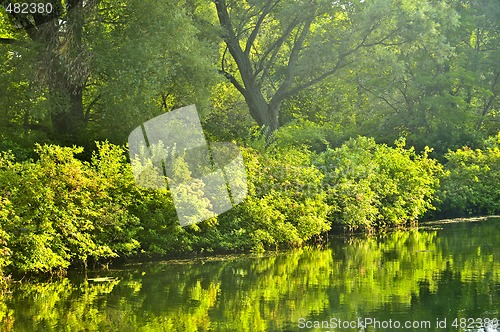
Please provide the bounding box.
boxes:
[1,134,497,276]
[0,142,141,274]
[0,8,16,41]
[438,132,500,216]
[315,137,443,230]
[0,195,12,275]
[217,146,330,252]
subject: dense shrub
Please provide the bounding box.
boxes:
[0,196,11,276]
[0,138,33,161]
[437,133,500,216]
[214,147,330,252]
[137,145,330,254]
[1,131,498,279]
[0,143,141,274]
[314,137,443,230]
[128,186,183,255]
[128,143,212,256]
[0,141,332,275]
[272,119,329,152]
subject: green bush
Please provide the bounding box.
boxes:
[314,137,443,230]
[0,197,12,277]
[215,147,330,252]
[0,138,32,161]
[0,142,141,274]
[437,133,500,216]
[128,186,182,255]
[0,135,448,275]
[125,145,331,255]
[272,119,329,152]
[142,146,330,254]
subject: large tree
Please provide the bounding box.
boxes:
[1,0,91,143]
[266,0,499,155]
[212,0,417,137]
[333,0,499,153]
[1,0,216,146]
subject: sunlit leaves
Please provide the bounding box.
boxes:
[438,132,500,216]
[315,137,443,229]
[0,142,142,273]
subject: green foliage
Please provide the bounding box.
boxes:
[203,81,255,142]
[272,119,329,152]
[136,146,330,255]
[0,138,35,161]
[1,0,218,147]
[0,140,332,275]
[89,0,217,143]
[315,137,443,230]
[0,199,11,276]
[0,134,496,277]
[0,142,141,274]
[280,0,499,156]
[129,153,214,256]
[217,147,330,252]
[0,0,499,285]
[437,132,500,216]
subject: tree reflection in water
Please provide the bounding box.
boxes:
[1,218,499,331]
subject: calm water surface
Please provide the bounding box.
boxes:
[1,217,499,331]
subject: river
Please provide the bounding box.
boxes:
[1,217,499,331]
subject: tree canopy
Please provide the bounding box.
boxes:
[1,0,498,151]
[0,0,217,149]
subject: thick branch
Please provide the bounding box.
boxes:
[215,0,270,127]
[277,15,389,101]
[287,59,353,97]
[219,69,246,96]
[220,45,246,95]
[357,82,401,114]
[255,17,300,78]
[244,0,278,55]
[270,15,314,106]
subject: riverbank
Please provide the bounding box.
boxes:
[1,134,500,278]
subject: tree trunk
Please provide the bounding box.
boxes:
[10,0,88,144]
[215,0,282,138]
[243,86,280,137]
[51,1,86,144]
[50,83,85,143]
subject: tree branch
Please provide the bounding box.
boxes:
[270,14,314,106]
[255,17,300,78]
[160,92,170,112]
[219,69,246,96]
[244,0,278,55]
[220,45,245,95]
[357,82,401,114]
[287,59,353,97]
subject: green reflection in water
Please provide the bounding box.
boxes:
[1,218,499,331]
